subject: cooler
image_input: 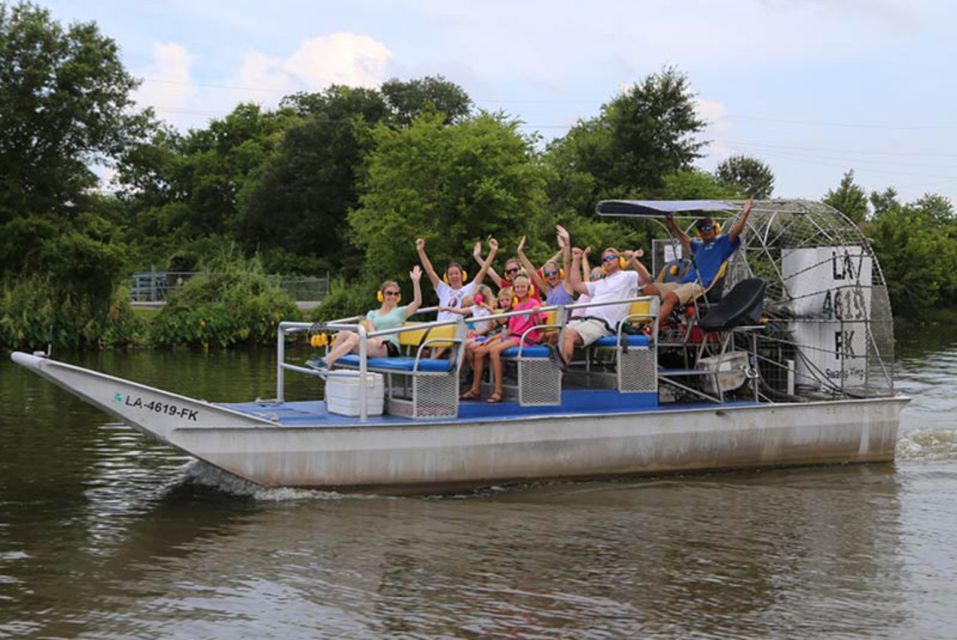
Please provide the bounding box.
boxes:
[325,371,385,417]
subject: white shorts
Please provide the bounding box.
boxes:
[566,318,612,347]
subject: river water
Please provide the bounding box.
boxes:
[1,329,956,639]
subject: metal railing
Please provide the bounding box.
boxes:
[130,269,332,302]
[276,297,660,420]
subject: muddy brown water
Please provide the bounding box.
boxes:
[1,330,956,639]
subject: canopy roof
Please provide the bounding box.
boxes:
[596,199,739,217]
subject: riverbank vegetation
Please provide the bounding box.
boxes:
[1,2,954,351]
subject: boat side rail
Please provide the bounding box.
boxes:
[277,295,661,415]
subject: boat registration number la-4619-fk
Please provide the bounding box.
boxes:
[114,392,199,421]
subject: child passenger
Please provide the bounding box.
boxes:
[460,273,543,404]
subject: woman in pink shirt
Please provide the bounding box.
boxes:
[460,272,543,403]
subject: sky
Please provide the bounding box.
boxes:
[43,0,957,205]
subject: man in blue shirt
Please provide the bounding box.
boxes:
[646,198,754,325]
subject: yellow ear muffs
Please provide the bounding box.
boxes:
[619,257,627,269]
[694,220,723,237]
[442,269,468,285]
[377,290,402,303]
[309,332,330,348]
[559,268,565,279]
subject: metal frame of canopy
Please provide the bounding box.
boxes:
[595,199,741,218]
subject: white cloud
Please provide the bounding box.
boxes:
[133,34,392,130]
[133,43,193,120]
[696,98,733,165]
[232,33,391,104]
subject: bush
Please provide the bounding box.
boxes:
[0,276,147,351]
[152,253,300,348]
[310,276,382,322]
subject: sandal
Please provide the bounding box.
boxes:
[460,389,481,401]
[486,392,503,404]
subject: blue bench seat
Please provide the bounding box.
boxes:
[337,355,453,373]
[501,346,550,358]
[593,334,650,348]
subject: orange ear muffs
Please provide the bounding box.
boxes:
[559,268,565,279]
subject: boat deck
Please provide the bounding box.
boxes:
[222,389,762,428]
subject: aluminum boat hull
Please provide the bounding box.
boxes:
[12,352,906,493]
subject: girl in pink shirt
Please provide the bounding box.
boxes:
[461,273,542,403]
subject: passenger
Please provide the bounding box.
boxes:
[461,272,543,403]
[561,246,652,367]
[644,198,754,325]
[310,266,424,370]
[465,285,496,339]
[416,237,494,323]
[473,241,543,300]
[571,248,605,319]
[460,285,497,377]
[517,229,575,308]
[492,286,514,333]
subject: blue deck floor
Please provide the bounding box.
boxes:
[222,389,761,428]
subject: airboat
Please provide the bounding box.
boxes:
[11,200,907,494]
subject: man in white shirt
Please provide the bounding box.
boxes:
[561,246,651,366]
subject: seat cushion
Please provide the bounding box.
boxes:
[501,346,551,358]
[337,354,453,372]
[592,334,651,348]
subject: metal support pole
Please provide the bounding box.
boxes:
[276,326,286,403]
[358,325,368,422]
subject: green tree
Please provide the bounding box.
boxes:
[240,87,389,272]
[381,75,472,126]
[715,154,775,199]
[0,2,149,223]
[0,3,147,348]
[870,186,901,219]
[822,170,868,223]
[658,169,736,200]
[546,66,707,215]
[348,112,549,302]
[868,192,957,314]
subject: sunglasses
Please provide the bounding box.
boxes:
[697,224,714,232]
[505,267,519,275]
[602,254,619,262]
[383,290,401,296]
[544,270,559,277]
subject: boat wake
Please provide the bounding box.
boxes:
[897,427,957,462]
[178,460,381,502]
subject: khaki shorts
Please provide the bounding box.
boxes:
[655,281,705,305]
[566,318,612,347]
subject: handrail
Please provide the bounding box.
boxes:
[275,295,659,409]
